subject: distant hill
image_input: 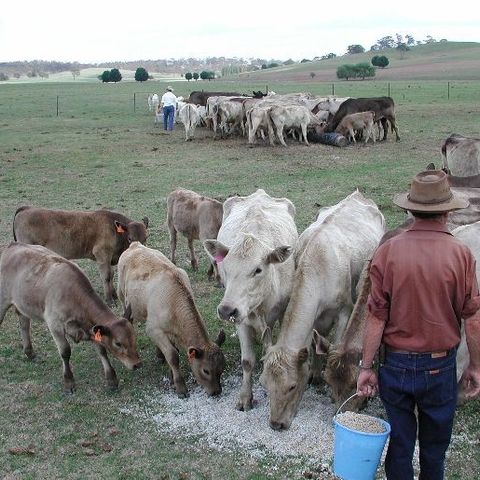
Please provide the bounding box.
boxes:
[236,42,480,83]
[2,42,479,83]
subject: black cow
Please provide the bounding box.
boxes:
[325,96,400,141]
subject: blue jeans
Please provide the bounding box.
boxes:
[163,105,175,131]
[379,349,457,480]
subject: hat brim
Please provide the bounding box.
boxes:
[393,192,469,213]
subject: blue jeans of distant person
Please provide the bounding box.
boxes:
[163,105,175,131]
[379,348,457,480]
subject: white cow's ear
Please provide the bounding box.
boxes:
[312,329,331,355]
[203,240,229,262]
[266,245,293,264]
[297,348,309,366]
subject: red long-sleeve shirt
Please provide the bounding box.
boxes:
[368,218,480,352]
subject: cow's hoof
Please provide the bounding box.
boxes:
[64,388,76,396]
[108,385,120,393]
[177,392,190,399]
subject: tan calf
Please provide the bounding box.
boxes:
[335,111,376,144]
[0,242,142,394]
[167,187,223,281]
[117,242,226,397]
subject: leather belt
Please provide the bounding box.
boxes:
[385,345,451,358]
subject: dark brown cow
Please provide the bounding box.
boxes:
[187,91,246,107]
[0,242,142,394]
[167,188,223,281]
[324,96,400,141]
[13,206,149,305]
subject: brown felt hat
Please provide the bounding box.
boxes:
[393,170,469,213]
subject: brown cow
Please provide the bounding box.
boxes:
[325,96,400,141]
[117,242,226,397]
[12,206,149,304]
[0,242,142,394]
[167,188,223,282]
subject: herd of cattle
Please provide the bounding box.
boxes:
[148,90,401,146]
[1,132,480,430]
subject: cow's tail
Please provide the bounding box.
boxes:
[12,205,30,241]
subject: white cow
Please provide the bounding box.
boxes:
[148,93,159,112]
[267,104,324,146]
[442,134,480,176]
[178,103,201,141]
[260,190,385,430]
[204,189,298,411]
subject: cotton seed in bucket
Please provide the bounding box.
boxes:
[336,411,387,434]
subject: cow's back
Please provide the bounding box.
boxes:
[442,134,480,176]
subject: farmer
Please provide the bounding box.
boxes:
[160,86,177,133]
[356,169,480,480]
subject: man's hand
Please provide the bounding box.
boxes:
[356,369,379,398]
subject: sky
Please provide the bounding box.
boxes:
[1,1,479,64]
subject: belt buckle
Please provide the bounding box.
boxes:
[431,351,447,358]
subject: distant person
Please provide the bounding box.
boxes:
[356,169,480,480]
[160,86,177,133]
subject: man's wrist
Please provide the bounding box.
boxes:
[359,359,374,370]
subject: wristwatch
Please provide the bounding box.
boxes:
[359,359,374,370]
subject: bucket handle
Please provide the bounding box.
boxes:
[335,392,358,418]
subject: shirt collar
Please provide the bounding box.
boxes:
[408,218,452,235]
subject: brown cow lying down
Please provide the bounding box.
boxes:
[0,242,142,394]
[167,187,223,282]
[13,206,149,305]
[117,241,226,397]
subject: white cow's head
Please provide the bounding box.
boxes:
[259,327,310,430]
[204,233,293,324]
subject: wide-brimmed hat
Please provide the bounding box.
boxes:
[167,86,174,92]
[393,170,469,213]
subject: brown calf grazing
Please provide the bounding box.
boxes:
[117,242,226,397]
[167,187,223,281]
[335,111,376,144]
[12,206,149,305]
[0,242,142,394]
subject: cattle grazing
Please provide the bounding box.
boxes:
[117,242,226,397]
[178,103,201,141]
[441,133,480,176]
[0,242,142,394]
[325,96,400,141]
[335,111,376,144]
[260,190,385,429]
[167,187,223,281]
[187,91,245,107]
[246,105,274,146]
[13,206,149,305]
[204,189,298,411]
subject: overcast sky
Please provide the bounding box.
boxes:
[1,1,478,63]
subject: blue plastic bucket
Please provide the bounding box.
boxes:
[333,413,390,480]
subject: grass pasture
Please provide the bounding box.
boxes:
[1,77,480,479]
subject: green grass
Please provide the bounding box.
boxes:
[1,69,480,479]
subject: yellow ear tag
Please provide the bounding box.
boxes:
[188,350,196,359]
[94,330,102,342]
[116,224,125,233]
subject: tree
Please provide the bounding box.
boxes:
[185,72,193,81]
[193,72,199,81]
[110,68,122,83]
[355,62,376,79]
[100,70,111,83]
[71,69,80,81]
[336,64,355,80]
[347,44,365,54]
[376,36,395,49]
[310,72,316,79]
[396,43,410,59]
[134,67,149,82]
[372,55,389,68]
